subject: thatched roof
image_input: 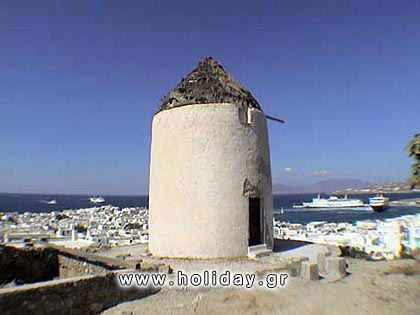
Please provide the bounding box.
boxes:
[157,57,262,113]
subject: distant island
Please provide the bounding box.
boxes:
[273,179,413,194]
[332,181,413,194]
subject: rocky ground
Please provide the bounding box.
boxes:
[100,245,420,315]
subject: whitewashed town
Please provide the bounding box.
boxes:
[0,205,149,248]
[1,201,420,261]
[274,213,420,260]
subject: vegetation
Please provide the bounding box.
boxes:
[406,133,420,189]
[124,223,142,230]
[55,213,69,221]
[339,246,372,260]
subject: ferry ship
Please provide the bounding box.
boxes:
[89,196,105,204]
[40,199,57,205]
[368,194,389,212]
[293,194,372,211]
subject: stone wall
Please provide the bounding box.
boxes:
[0,245,126,284]
[0,270,159,315]
[0,246,59,285]
[57,252,122,278]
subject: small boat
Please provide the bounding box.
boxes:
[293,194,372,211]
[40,199,57,205]
[369,194,389,212]
[89,196,105,203]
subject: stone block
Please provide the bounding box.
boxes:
[326,257,347,279]
[316,252,327,275]
[288,257,309,277]
[300,261,319,281]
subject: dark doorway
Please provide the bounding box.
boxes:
[249,197,262,246]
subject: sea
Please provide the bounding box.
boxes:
[1,192,419,225]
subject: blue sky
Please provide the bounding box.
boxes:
[1,0,419,195]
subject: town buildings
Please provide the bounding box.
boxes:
[274,214,420,260]
[0,205,148,248]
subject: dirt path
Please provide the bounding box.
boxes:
[102,258,420,315]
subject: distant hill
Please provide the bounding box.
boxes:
[333,181,412,194]
[273,179,371,194]
[272,183,304,194]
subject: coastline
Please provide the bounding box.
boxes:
[1,192,420,213]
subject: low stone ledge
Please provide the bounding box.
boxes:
[0,270,159,315]
[48,244,127,270]
[0,246,59,285]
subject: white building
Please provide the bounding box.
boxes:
[377,221,402,258]
[148,57,276,258]
[407,218,420,250]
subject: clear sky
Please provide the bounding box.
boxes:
[1,0,419,195]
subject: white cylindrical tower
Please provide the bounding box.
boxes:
[148,57,273,258]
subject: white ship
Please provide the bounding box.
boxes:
[293,194,372,211]
[89,196,105,204]
[369,194,389,212]
[40,199,57,205]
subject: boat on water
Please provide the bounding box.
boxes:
[40,199,57,205]
[89,196,105,204]
[369,194,389,212]
[293,194,372,211]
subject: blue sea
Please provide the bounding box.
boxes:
[0,192,419,224]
